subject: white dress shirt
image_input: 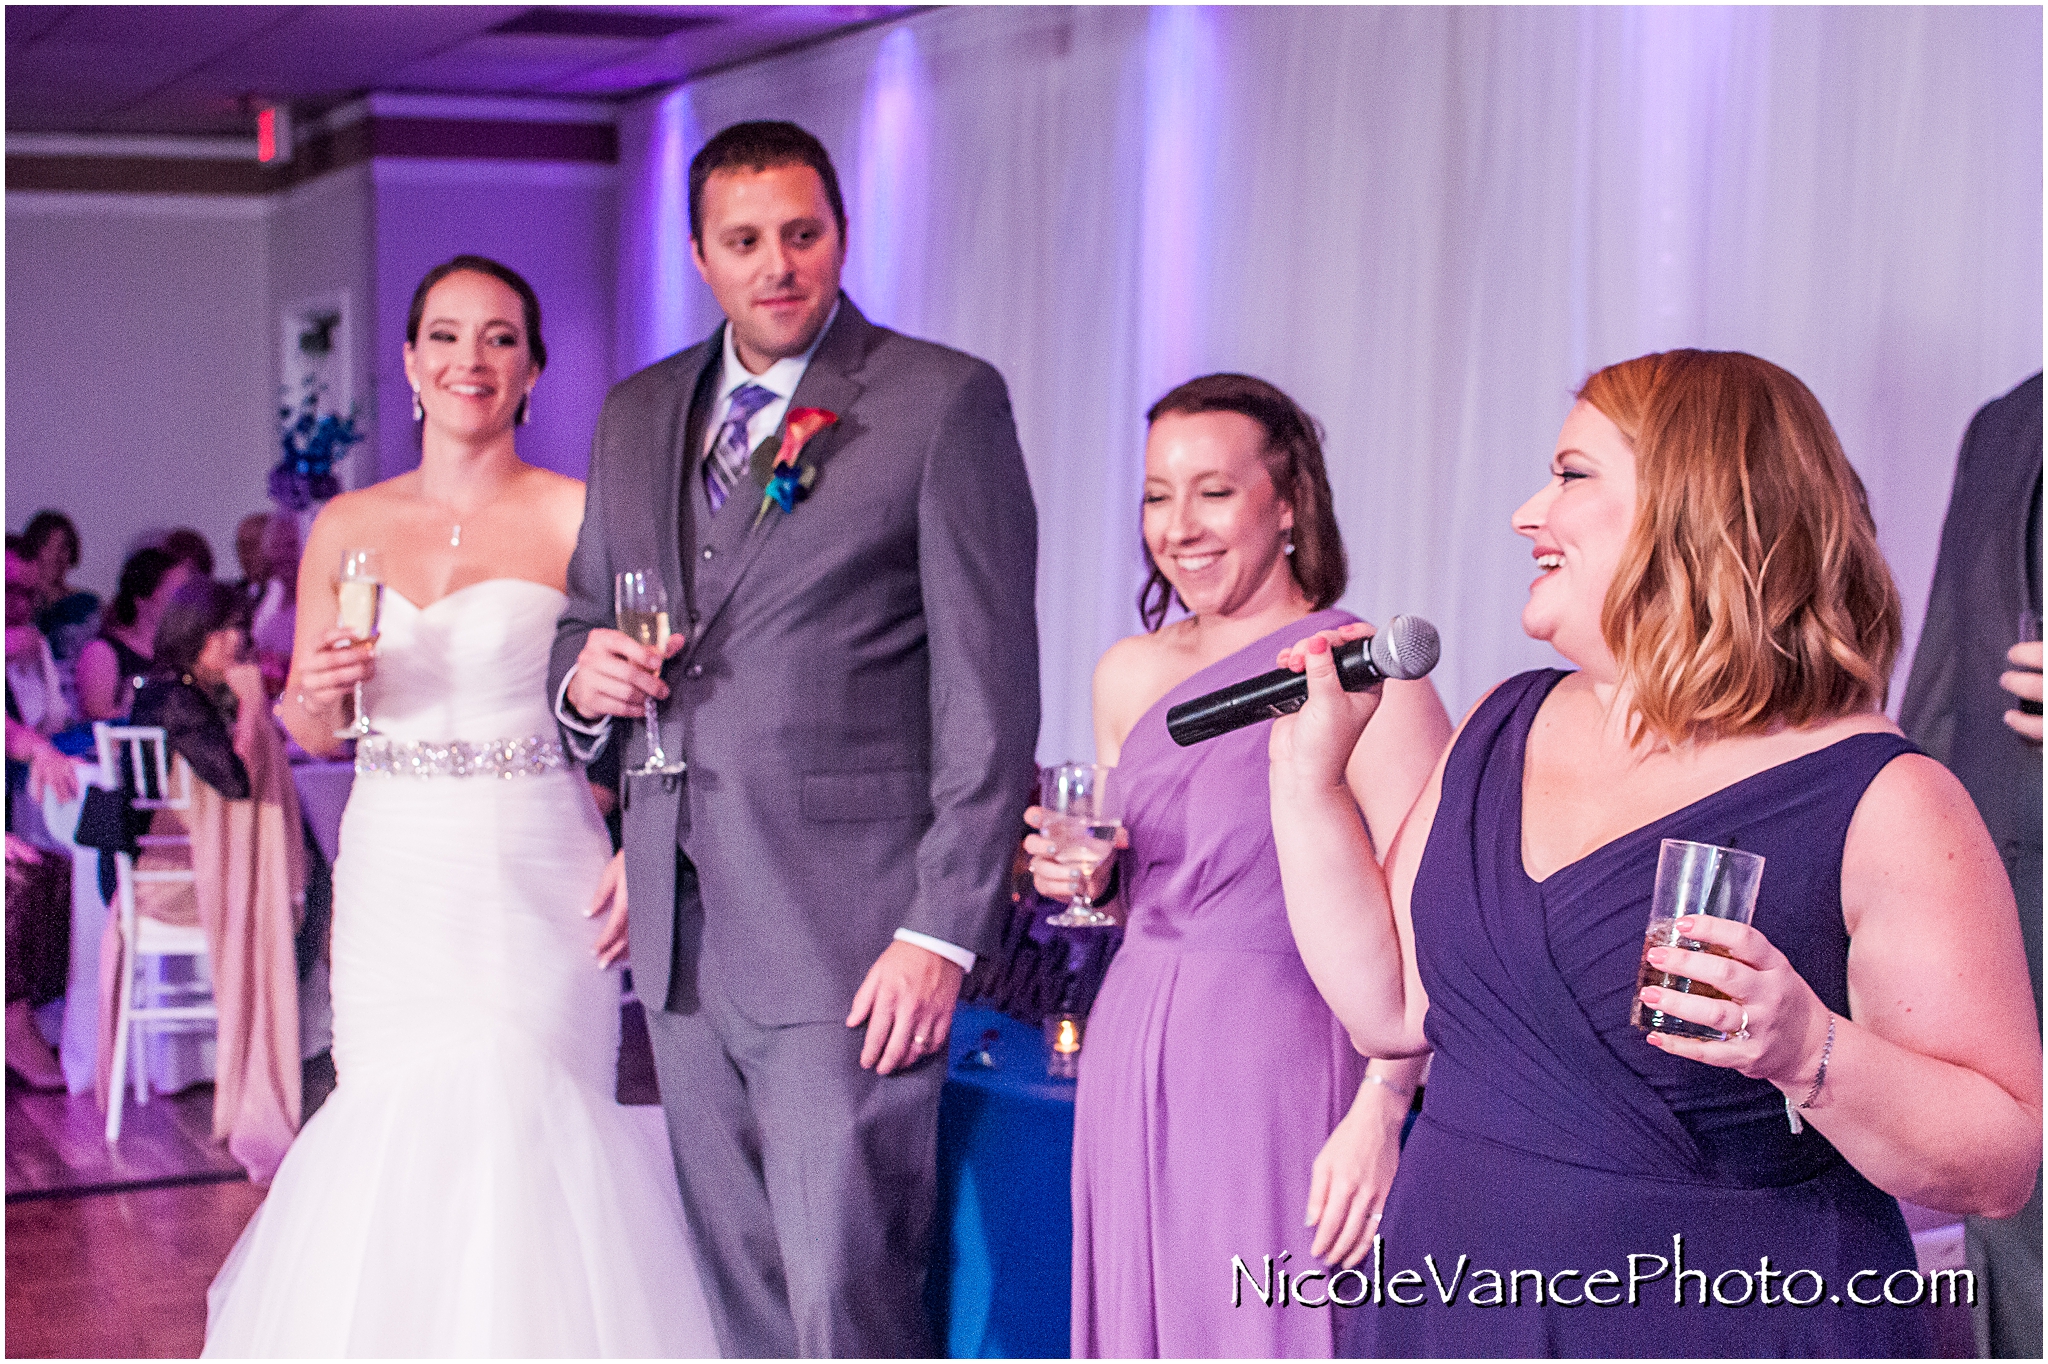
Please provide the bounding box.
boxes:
[556,301,976,973]
[700,297,839,465]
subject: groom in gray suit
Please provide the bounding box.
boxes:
[549,121,1039,1357]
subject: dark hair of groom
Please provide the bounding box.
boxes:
[687,120,848,246]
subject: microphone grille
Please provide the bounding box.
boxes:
[1369,614,1441,681]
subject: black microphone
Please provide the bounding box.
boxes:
[1165,614,1441,747]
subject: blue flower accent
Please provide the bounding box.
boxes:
[270,382,364,510]
[766,465,804,514]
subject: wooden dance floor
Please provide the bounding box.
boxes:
[8,1175,265,1358]
[6,1081,263,1358]
[5,1055,337,1359]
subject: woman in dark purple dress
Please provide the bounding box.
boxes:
[1269,350,2042,1356]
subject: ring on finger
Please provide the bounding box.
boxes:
[1732,1006,1751,1042]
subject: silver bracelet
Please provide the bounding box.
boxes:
[1796,1014,1837,1110]
[1364,1072,1415,1103]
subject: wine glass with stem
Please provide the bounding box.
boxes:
[333,548,383,740]
[614,570,685,777]
[1040,762,1122,928]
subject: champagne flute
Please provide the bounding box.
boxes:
[333,548,383,740]
[615,570,685,777]
[1041,762,1122,928]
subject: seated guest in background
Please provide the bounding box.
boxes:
[5,538,85,825]
[158,526,217,580]
[1023,374,1451,1358]
[21,509,100,666]
[233,513,270,597]
[6,703,79,1094]
[5,537,84,1094]
[6,538,74,741]
[75,548,190,723]
[131,578,263,799]
[5,832,68,1090]
[112,576,304,1184]
[1899,371,2043,1359]
[1269,350,2042,1358]
[235,512,298,698]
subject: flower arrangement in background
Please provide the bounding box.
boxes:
[269,376,364,511]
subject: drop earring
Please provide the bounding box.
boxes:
[411,387,424,422]
[517,393,531,427]
[1283,535,1296,557]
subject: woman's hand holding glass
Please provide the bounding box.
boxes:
[1021,804,1128,911]
[1636,912,1834,1093]
[293,624,378,715]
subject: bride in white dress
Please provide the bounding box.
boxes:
[205,256,717,1357]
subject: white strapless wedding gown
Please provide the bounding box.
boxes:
[205,579,718,1358]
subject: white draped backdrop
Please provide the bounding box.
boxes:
[611,6,2041,765]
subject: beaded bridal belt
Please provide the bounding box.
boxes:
[353,735,569,779]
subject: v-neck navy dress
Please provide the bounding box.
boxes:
[1344,670,1933,1357]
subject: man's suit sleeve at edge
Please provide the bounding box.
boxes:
[907,360,1040,960]
[551,387,623,762]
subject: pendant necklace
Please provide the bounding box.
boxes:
[430,471,512,550]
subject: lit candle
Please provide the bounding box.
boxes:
[1045,1012,1084,1078]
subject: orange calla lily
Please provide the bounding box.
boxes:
[774,408,839,468]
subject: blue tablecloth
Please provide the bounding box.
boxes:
[929,1004,1077,1359]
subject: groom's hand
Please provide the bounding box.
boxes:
[848,941,964,1075]
[566,628,686,719]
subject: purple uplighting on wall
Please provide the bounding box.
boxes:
[624,85,706,373]
[850,27,932,330]
[1629,6,1742,352]
[1136,6,1221,399]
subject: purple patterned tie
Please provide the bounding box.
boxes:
[704,383,776,513]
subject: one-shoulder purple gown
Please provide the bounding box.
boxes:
[1073,610,1367,1358]
[1344,670,1933,1357]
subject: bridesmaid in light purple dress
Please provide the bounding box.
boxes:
[1023,375,1449,1357]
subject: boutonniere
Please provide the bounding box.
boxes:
[755,407,840,527]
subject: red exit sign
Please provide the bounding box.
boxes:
[257,105,292,164]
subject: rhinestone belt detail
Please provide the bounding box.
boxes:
[353,735,568,779]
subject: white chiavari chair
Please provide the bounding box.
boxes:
[96,722,215,1144]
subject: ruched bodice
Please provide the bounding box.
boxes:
[1350,669,1931,1358]
[365,579,562,742]
[1113,609,1360,958]
[1417,671,1901,1185]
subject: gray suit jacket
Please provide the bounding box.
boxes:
[550,298,1040,1024]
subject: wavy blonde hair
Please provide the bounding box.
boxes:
[1580,350,1901,745]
